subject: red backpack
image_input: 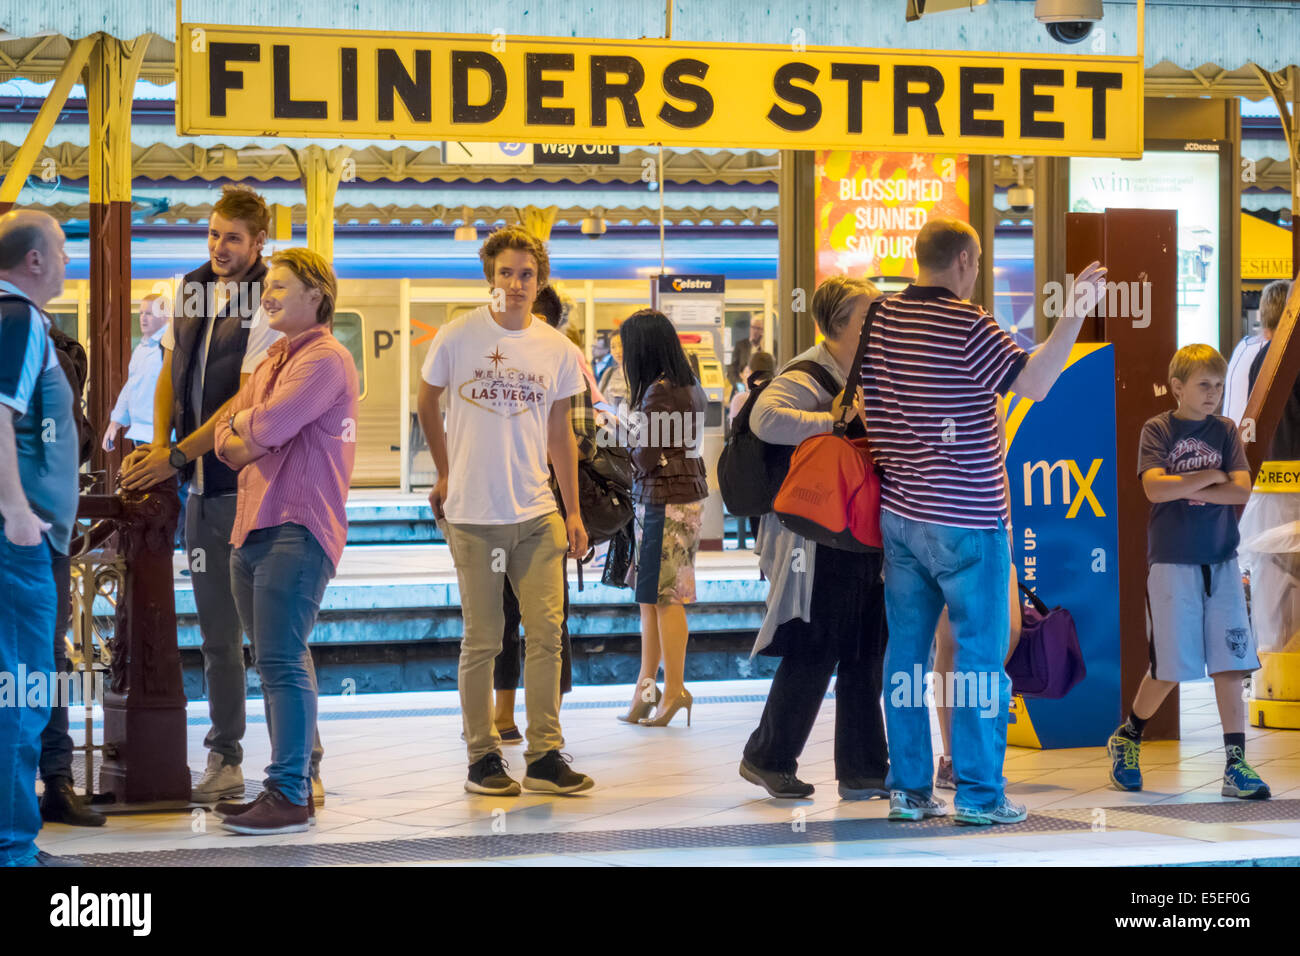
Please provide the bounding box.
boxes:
[772,301,882,552]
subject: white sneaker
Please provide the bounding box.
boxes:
[192,752,244,804]
[887,789,950,821]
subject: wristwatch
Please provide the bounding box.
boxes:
[168,444,188,470]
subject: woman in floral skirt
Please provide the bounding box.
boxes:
[617,309,709,728]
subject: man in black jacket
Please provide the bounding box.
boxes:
[120,185,328,806]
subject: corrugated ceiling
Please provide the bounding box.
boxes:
[2,0,1297,71]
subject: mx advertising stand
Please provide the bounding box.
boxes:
[1007,206,1179,748]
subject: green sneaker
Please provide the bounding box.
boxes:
[1222,748,1271,799]
[1107,730,1142,791]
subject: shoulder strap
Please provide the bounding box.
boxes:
[1018,582,1050,616]
[784,359,840,398]
[834,298,883,436]
[0,294,53,468]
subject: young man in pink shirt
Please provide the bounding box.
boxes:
[211,248,358,835]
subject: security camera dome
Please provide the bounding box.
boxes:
[1035,0,1102,43]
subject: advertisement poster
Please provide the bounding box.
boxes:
[814,151,969,287]
[1069,149,1222,350]
[1006,343,1122,749]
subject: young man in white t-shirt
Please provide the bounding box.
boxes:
[418,226,592,795]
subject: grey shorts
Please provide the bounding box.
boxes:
[1147,561,1260,681]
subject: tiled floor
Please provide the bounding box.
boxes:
[39,679,1300,866]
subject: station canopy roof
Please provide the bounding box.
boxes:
[2,0,1298,80]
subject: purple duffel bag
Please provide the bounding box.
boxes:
[1006,584,1087,700]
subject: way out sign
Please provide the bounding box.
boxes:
[178,25,1143,157]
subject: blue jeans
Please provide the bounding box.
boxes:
[0,535,55,866]
[230,524,332,807]
[880,509,1011,812]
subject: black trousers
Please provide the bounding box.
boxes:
[494,574,573,695]
[744,551,889,781]
[39,552,74,782]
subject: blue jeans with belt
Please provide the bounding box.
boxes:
[230,524,332,807]
[0,535,55,866]
[880,509,1011,813]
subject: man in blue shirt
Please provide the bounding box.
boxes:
[0,209,78,867]
[103,293,170,452]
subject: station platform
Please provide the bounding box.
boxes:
[42,679,1300,867]
[158,490,773,694]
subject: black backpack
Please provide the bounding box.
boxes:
[49,325,93,465]
[551,441,635,546]
[0,294,93,465]
[718,360,841,517]
[576,445,634,544]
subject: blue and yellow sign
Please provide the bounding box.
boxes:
[1005,343,1121,749]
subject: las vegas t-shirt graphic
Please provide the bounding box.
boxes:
[458,346,551,418]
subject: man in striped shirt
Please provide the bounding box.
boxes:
[863,218,1105,826]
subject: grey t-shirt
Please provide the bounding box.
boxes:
[1138,410,1249,566]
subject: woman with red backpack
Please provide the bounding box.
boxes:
[738,275,891,800]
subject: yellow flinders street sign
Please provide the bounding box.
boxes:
[176,25,1143,157]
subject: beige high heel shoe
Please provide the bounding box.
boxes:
[639,688,693,727]
[617,678,661,723]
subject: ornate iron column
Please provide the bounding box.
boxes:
[79,485,191,805]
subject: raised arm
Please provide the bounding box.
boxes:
[1011,261,1107,401]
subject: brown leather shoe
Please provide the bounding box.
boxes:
[217,791,315,826]
[40,778,106,827]
[219,788,310,835]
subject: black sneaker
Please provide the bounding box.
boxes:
[522,750,594,794]
[465,753,521,796]
[837,777,890,800]
[738,758,814,798]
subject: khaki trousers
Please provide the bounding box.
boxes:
[442,512,568,763]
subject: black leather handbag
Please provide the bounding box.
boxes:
[600,520,635,589]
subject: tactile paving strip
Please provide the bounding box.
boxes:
[69,812,1093,867]
[1098,797,1300,824]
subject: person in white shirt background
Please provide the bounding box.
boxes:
[102,293,171,453]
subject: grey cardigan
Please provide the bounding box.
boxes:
[750,342,846,657]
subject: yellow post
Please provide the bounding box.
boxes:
[517,205,559,242]
[289,145,351,261]
[271,203,293,243]
[83,32,149,479]
[0,35,98,206]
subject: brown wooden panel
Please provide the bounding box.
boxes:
[87,200,131,483]
[1065,212,1106,343]
[1104,207,1180,740]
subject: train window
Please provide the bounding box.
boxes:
[47,312,78,340]
[332,312,368,400]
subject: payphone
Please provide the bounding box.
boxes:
[652,275,728,548]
